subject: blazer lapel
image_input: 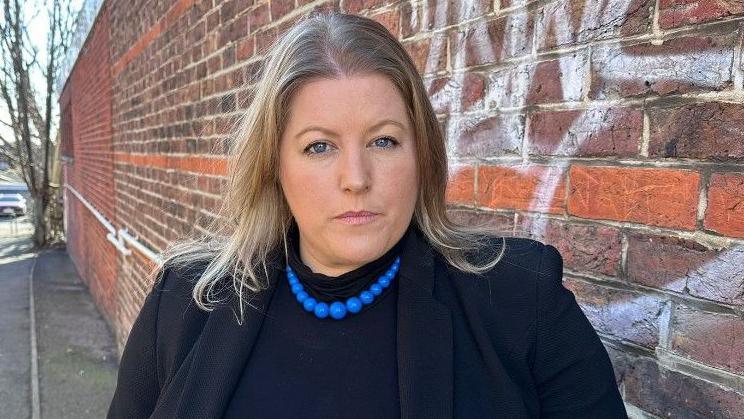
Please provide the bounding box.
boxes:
[152,255,283,418]
[396,226,454,419]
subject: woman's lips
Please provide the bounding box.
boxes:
[335,212,380,225]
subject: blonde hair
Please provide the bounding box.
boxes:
[154,11,507,324]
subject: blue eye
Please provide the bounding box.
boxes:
[303,136,399,156]
[373,136,399,148]
[304,142,331,155]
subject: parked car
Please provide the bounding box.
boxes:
[0,193,26,216]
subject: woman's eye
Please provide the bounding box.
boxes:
[303,137,399,156]
[304,142,332,155]
[372,136,399,148]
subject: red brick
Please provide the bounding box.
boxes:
[426,72,486,113]
[567,166,700,230]
[450,112,523,158]
[402,35,447,75]
[459,72,485,111]
[627,233,744,305]
[500,0,538,7]
[165,0,196,28]
[206,9,220,29]
[648,102,744,161]
[371,8,401,38]
[236,37,255,60]
[529,108,642,158]
[188,21,206,44]
[445,165,475,205]
[626,233,701,292]
[564,278,664,348]
[115,152,228,176]
[248,3,271,33]
[478,165,567,213]
[219,14,250,48]
[608,347,744,418]
[343,0,393,14]
[590,28,738,99]
[420,0,492,31]
[309,1,342,16]
[659,0,744,29]
[269,0,294,21]
[535,0,653,51]
[525,51,588,105]
[447,210,516,237]
[449,12,532,69]
[255,26,279,55]
[705,173,744,238]
[671,304,744,374]
[400,1,420,38]
[516,216,622,276]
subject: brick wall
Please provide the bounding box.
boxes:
[60,0,744,416]
[59,4,119,328]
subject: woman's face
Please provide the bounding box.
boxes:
[279,74,419,276]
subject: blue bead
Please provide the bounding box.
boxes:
[314,302,329,318]
[303,297,317,312]
[296,291,309,303]
[346,297,362,313]
[285,257,400,321]
[360,291,374,304]
[329,302,347,319]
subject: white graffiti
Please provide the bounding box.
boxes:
[417,0,744,351]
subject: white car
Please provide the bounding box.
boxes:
[0,193,27,216]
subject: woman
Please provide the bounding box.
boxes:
[107,11,627,419]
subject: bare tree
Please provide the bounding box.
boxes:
[0,0,76,247]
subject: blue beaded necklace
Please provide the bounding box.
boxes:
[286,256,401,320]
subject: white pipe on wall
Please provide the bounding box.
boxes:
[64,183,162,264]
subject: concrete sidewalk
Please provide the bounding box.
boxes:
[0,218,118,418]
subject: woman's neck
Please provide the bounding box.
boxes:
[297,237,378,277]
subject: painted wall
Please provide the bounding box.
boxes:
[59,0,744,417]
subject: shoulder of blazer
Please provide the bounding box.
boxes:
[441,234,550,282]
[152,259,213,386]
[439,235,564,352]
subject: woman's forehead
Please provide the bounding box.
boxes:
[285,77,410,129]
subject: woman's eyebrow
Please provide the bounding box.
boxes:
[294,119,406,139]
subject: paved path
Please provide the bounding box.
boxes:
[0,220,34,419]
[0,216,118,418]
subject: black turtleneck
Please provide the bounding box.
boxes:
[223,221,411,419]
[286,220,406,303]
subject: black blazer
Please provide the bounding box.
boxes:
[107,227,627,418]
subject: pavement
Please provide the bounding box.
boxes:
[0,215,118,419]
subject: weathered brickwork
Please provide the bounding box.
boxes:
[60,0,744,416]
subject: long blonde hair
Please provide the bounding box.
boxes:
[155,11,507,324]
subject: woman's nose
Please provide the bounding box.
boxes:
[338,147,371,193]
